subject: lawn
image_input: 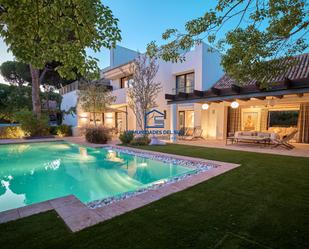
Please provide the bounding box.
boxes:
[1,144,309,249]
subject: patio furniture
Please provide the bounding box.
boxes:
[272,129,298,149]
[183,126,204,140]
[178,127,194,140]
[234,131,277,147]
[226,132,235,145]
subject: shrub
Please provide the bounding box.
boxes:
[49,125,72,137]
[85,126,111,144]
[56,124,72,137]
[130,135,150,146]
[49,126,57,135]
[0,126,25,139]
[15,110,50,137]
[119,131,134,144]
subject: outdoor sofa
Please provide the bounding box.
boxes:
[232,128,298,149]
[234,131,278,146]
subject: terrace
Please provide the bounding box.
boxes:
[0,143,308,249]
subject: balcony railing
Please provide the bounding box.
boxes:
[59,81,79,95]
[59,81,113,95]
[173,86,195,94]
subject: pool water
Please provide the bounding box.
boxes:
[0,142,194,212]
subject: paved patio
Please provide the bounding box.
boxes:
[1,136,308,157]
[176,139,309,158]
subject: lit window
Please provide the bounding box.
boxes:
[120,75,134,88]
[176,72,194,94]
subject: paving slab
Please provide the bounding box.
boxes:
[0,208,20,223]
[18,201,53,218]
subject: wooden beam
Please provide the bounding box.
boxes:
[210,87,221,96]
[165,94,175,100]
[297,93,304,97]
[231,84,241,93]
[193,90,204,97]
[284,77,292,88]
[238,98,250,101]
[274,95,283,99]
[254,96,266,100]
[178,92,188,98]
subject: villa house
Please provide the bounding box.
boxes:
[60,45,309,143]
[61,43,224,136]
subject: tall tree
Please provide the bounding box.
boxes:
[0,61,31,87]
[0,60,78,89]
[127,54,162,130]
[147,0,308,86]
[0,0,121,116]
[78,80,116,127]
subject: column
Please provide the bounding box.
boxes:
[170,103,177,143]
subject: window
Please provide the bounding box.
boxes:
[176,72,194,94]
[268,110,299,127]
[120,75,134,88]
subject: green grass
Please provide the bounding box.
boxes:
[1,144,309,249]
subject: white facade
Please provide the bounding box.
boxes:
[61,42,225,139]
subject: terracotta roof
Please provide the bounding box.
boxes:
[213,53,309,89]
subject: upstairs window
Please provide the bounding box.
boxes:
[120,75,134,88]
[176,72,194,94]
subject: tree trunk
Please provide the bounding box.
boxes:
[29,64,41,117]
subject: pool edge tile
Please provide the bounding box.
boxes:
[18,201,53,218]
[0,208,20,224]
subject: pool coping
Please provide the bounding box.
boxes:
[0,144,240,232]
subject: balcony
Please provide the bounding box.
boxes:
[112,88,128,105]
[173,86,195,94]
[59,81,113,95]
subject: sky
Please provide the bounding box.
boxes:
[0,0,217,82]
[0,0,308,82]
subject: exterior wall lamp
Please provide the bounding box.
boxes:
[231,101,239,109]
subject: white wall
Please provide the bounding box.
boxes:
[200,103,227,139]
[60,90,78,127]
[60,42,225,138]
[202,43,224,90]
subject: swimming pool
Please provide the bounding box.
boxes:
[0,142,195,212]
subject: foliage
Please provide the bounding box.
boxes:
[49,125,72,137]
[0,60,78,89]
[0,83,32,121]
[15,109,50,137]
[0,0,121,115]
[0,61,31,87]
[0,0,121,79]
[147,0,309,86]
[130,135,151,146]
[78,80,115,126]
[128,54,162,130]
[0,126,25,139]
[85,126,111,144]
[119,131,134,144]
[0,83,62,122]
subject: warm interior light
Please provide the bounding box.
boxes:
[202,103,209,110]
[231,101,239,109]
[79,113,88,119]
[105,112,113,118]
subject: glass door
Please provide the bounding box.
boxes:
[179,111,185,130]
